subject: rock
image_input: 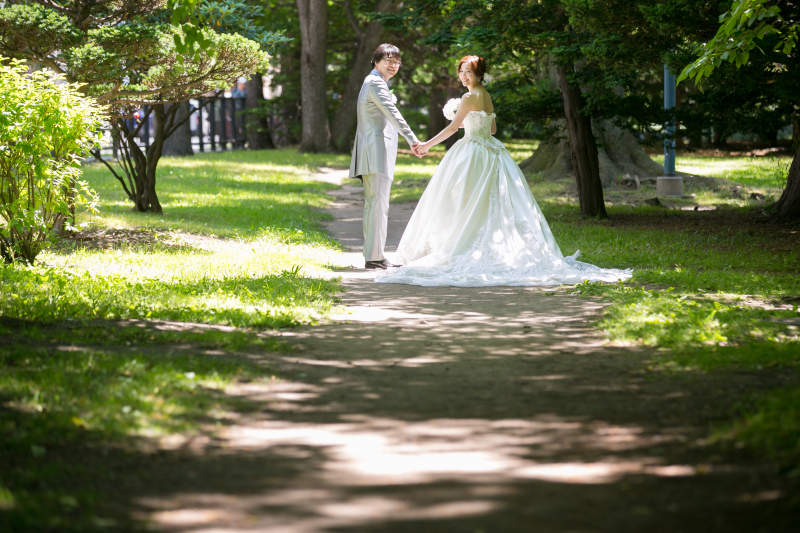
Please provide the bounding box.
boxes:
[519,119,663,188]
[618,173,641,190]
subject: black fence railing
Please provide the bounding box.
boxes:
[97,96,248,159]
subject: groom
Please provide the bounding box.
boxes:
[349,43,421,270]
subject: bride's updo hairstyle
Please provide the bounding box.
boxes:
[457,55,488,82]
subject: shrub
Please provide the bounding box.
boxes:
[0,58,102,263]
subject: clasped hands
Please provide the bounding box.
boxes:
[411,142,430,158]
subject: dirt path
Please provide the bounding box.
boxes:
[140,170,797,532]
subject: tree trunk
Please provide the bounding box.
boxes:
[792,116,799,151]
[143,104,169,214]
[296,0,329,152]
[713,123,728,148]
[245,74,274,150]
[556,64,607,219]
[773,141,800,220]
[104,105,179,214]
[269,47,302,147]
[427,88,458,150]
[161,101,194,156]
[427,90,448,142]
[330,0,394,153]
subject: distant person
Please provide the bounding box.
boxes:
[348,43,421,270]
[374,55,632,287]
[231,77,247,98]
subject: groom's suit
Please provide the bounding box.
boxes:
[349,69,418,262]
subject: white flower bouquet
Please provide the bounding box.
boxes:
[442,98,460,120]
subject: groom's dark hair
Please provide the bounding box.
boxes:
[371,43,401,68]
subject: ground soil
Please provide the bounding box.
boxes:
[127,172,799,532]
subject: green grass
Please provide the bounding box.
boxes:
[4,149,349,329]
[652,153,792,190]
[551,195,800,469]
[0,323,282,531]
[82,149,351,238]
[713,386,800,473]
[0,148,348,530]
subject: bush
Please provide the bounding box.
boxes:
[0,58,101,263]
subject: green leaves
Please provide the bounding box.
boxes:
[0,2,279,116]
[678,0,798,87]
[0,59,103,263]
[170,0,289,66]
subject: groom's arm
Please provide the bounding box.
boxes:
[367,80,419,147]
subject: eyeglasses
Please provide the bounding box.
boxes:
[382,59,402,67]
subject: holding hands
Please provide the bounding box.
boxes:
[411,142,430,158]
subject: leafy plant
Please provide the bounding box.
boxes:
[0,59,101,264]
[678,0,798,86]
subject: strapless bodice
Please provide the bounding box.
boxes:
[462,111,504,152]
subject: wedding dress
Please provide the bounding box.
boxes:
[374,110,632,287]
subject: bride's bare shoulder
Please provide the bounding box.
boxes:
[464,88,493,113]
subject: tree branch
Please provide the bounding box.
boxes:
[344,0,365,40]
[92,149,134,201]
[164,98,215,138]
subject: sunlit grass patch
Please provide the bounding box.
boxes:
[0,346,273,440]
[652,153,790,191]
[81,148,349,240]
[571,282,800,367]
[1,148,348,329]
[3,232,342,329]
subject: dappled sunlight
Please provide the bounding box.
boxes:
[137,409,707,532]
[4,147,796,531]
[218,415,687,486]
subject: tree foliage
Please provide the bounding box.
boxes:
[0,0,280,213]
[678,0,798,86]
[0,1,274,115]
[567,0,800,219]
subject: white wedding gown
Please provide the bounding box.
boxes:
[374,111,632,287]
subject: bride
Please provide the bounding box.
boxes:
[375,55,632,287]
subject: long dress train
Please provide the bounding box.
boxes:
[374,111,632,287]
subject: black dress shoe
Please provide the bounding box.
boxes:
[365,259,401,270]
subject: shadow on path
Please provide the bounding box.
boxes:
[128,170,798,532]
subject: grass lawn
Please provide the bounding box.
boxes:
[552,153,800,473]
[0,148,351,530]
[652,152,793,190]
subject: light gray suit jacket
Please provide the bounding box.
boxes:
[349,70,418,180]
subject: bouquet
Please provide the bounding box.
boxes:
[442,98,460,120]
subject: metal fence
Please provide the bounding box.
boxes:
[97,96,248,159]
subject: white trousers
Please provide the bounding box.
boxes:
[362,173,392,262]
